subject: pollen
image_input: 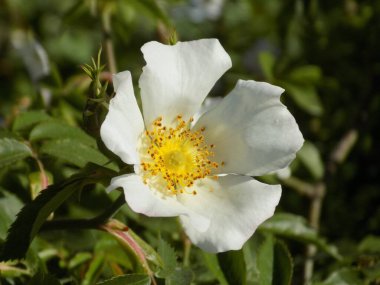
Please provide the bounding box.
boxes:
[139,115,218,195]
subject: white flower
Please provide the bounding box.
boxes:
[101,39,304,253]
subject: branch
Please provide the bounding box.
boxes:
[41,193,125,231]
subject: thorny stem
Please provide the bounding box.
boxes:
[303,129,358,284]
[41,194,125,231]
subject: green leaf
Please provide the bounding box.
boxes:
[67,252,92,269]
[96,274,150,285]
[217,250,246,285]
[0,190,24,240]
[30,121,96,147]
[282,82,323,116]
[297,141,324,180]
[82,252,106,285]
[0,164,116,261]
[27,271,61,285]
[128,229,163,268]
[12,110,51,132]
[128,0,171,27]
[287,65,321,84]
[257,234,274,285]
[156,237,177,278]
[259,213,341,259]
[314,268,362,285]
[167,268,193,285]
[358,235,380,253]
[259,51,276,81]
[201,252,228,285]
[39,139,112,168]
[0,138,33,168]
[273,240,293,285]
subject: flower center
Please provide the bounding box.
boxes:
[139,115,219,195]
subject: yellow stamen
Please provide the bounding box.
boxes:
[139,115,219,195]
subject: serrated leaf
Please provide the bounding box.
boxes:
[12,110,51,132]
[259,51,276,81]
[282,82,323,116]
[39,139,112,168]
[297,141,324,180]
[257,234,274,285]
[29,121,96,147]
[156,238,177,278]
[0,190,24,240]
[0,138,33,168]
[27,271,61,285]
[259,213,341,259]
[0,164,116,261]
[1,179,81,261]
[217,250,246,285]
[273,240,293,285]
[96,274,150,285]
[167,268,193,285]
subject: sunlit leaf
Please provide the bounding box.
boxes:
[0,190,23,240]
[12,111,51,132]
[287,65,321,84]
[156,237,177,278]
[297,141,324,180]
[282,82,323,116]
[0,138,32,168]
[29,121,96,147]
[259,51,275,81]
[39,139,113,169]
[259,213,341,259]
[257,234,274,285]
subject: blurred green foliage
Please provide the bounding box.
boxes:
[0,0,379,284]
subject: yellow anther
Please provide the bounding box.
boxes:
[139,115,218,196]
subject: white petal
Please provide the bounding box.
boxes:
[179,175,281,253]
[108,174,210,231]
[192,97,223,125]
[194,80,304,176]
[139,39,232,127]
[100,71,144,164]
